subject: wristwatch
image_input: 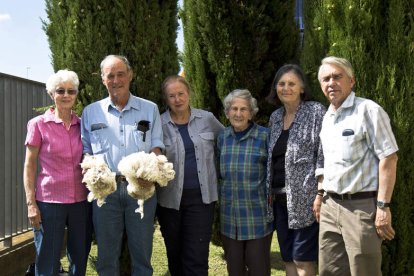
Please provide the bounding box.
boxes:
[377,201,390,209]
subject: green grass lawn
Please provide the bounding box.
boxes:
[62,224,286,275]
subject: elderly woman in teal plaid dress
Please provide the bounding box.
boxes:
[217,89,273,276]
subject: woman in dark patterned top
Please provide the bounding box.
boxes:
[266,64,326,276]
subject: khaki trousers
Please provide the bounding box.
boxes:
[319,196,382,276]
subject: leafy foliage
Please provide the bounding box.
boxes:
[181,0,300,122]
[301,0,414,274]
[43,1,179,273]
[43,0,179,114]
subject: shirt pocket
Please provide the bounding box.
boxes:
[198,132,216,159]
[90,128,110,154]
[163,136,177,162]
[341,133,364,162]
[130,125,151,152]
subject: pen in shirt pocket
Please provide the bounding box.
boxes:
[136,120,150,142]
[342,129,354,136]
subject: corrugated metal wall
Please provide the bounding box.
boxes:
[0,73,52,247]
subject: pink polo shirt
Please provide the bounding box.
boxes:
[25,108,87,203]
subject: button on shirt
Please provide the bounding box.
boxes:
[217,123,272,240]
[158,108,224,210]
[317,92,398,194]
[81,94,164,173]
[25,108,87,203]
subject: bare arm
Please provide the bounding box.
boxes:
[375,153,398,240]
[23,145,41,229]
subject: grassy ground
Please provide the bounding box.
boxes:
[62,224,286,275]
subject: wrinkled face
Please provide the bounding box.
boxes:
[226,97,253,132]
[164,81,190,114]
[51,81,78,110]
[101,57,133,99]
[319,64,355,110]
[276,71,303,106]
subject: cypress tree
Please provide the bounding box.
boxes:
[43,0,179,113]
[181,0,300,246]
[42,1,179,273]
[301,1,414,274]
[181,0,300,122]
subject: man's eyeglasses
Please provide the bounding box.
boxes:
[55,88,78,95]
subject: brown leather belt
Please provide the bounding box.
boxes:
[327,191,376,200]
[115,175,127,183]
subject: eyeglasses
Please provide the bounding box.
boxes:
[55,88,78,95]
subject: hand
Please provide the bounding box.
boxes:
[27,202,42,230]
[82,167,89,175]
[375,208,395,240]
[313,194,323,223]
[138,178,155,188]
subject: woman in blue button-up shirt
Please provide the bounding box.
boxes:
[157,75,223,276]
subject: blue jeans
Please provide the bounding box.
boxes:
[93,182,157,276]
[34,200,92,276]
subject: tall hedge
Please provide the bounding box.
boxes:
[42,1,179,274]
[43,0,179,112]
[301,1,414,274]
[181,0,300,122]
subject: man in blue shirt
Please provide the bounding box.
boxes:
[81,55,164,276]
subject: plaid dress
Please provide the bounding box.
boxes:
[217,123,272,240]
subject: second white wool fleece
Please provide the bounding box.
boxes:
[118,151,175,218]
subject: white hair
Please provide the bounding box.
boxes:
[45,69,79,96]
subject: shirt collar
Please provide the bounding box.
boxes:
[43,108,80,125]
[224,122,259,140]
[105,93,140,112]
[164,107,201,125]
[327,91,355,116]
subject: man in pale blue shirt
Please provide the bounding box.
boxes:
[314,56,398,276]
[81,55,164,276]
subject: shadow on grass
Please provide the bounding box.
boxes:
[270,250,285,271]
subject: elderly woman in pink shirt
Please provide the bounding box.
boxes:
[23,69,92,276]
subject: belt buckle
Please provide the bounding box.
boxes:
[340,194,352,200]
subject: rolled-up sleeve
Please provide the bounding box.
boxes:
[80,107,93,155]
[150,104,165,151]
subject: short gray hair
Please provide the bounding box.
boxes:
[46,69,79,96]
[100,55,132,77]
[318,56,354,82]
[223,89,259,116]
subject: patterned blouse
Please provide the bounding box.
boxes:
[217,123,273,240]
[266,101,326,229]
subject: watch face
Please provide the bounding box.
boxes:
[377,201,390,208]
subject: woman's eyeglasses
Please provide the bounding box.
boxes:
[55,88,78,95]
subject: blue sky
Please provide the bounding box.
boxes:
[0,0,53,82]
[0,1,183,83]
